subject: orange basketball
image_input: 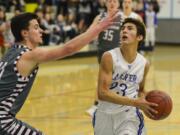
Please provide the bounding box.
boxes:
[145,90,173,120]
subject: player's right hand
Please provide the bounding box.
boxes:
[135,98,158,118]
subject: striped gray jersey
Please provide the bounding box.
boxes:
[97,11,123,52]
[0,44,38,116]
[98,48,147,113]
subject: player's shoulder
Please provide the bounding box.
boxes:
[100,51,114,71]
[137,52,148,63]
[131,12,143,21]
[103,51,112,59]
[131,12,139,16]
[104,48,120,62]
[107,48,119,55]
[101,50,114,63]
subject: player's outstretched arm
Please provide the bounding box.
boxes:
[31,10,118,63]
[17,10,118,77]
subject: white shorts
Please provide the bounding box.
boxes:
[93,107,146,135]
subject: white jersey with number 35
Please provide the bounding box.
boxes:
[98,48,147,113]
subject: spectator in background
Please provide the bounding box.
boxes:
[14,9,22,16]
[0,0,12,12]
[77,0,93,33]
[64,12,78,40]
[135,0,146,23]
[14,0,25,12]
[42,0,57,18]
[92,0,106,17]
[0,7,9,57]
[0,0,25,12]
[151,0,160,14]
[56,0,68,17]
[143,0,160,14]
[121,0,144,54]
[43,0,56,7]
[43,12,56,45]
[122,0,143,21]
[145,2,157,53]
[53,14,66,44]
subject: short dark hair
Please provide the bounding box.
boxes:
[11,12,39,42]
[121,18,146,46]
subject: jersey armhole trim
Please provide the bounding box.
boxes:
[13,49,38,81]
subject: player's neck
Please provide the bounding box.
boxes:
[124,9,132,17]
[120,45,137,64]
[19,40,37,50]
[107,10,115,16]
[107,8,120,15]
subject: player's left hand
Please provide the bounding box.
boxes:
[99,9,120,29]
[136,97,158,119]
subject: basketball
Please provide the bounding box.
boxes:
[145,90,173,120]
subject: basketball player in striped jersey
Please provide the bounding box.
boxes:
[86,0,124,116]
[93,18,158,135]
[0,12,118,135]
[122,0,143,21]
[95,0,123,64]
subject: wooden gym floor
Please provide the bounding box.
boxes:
[17,45,180,135]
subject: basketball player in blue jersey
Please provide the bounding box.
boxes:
[93,18,158,135]
[0,12,118,135]
[86,0,124,116]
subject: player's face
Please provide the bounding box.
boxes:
[122,0,133,10]
[106,0,119,13]
[120,22,140,45]
[26,19,43,46]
